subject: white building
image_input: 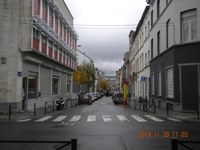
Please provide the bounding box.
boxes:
[129,0,200,112]
[0,0,77,113]
[129,6,151,100]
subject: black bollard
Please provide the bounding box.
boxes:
[9,105,11,119]
[71,139,77,150]
[171,138,178,150]
[167,103,169,116]
[34,103,36,116]
[44,102,47,114]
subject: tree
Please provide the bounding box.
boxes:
[98,80,108,91]
[73,69,81,84]
[83,63,95,88]
[73,63,95,91]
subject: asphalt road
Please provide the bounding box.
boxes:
[0,97,199,150]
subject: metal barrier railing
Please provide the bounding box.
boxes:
[0,139,77,150]
[171,138,200,150]
[134,98,156,113]
[44,101,55,114]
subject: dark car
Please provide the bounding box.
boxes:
[105,91,110,97]
[112,92,123,105]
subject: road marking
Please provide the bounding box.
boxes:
[116,115,129,122]
[17,119,31,122]
[35,116,53,122]
[131,115,147,122]
[87,115,96,122]
[102,115,112,122]
[69,115,81,122]
[145,115,164,122]
[53,116,67,122]
[100,102,107,105]
[168,118,182,122]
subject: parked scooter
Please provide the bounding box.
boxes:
[56,97,65,110]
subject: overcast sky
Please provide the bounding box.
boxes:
[64,0,147,74]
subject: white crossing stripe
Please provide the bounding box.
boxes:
[69,116,81,122]
[131,115,147,122]
[35,116,53,122]
[168,118,182,122]
[116,115,129,122]
[145,115,164,122]
[87,115,96,122]
[53,116,67,122]
[102,115,112,122]
[17,119,31,122]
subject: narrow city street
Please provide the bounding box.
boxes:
[0,97,199,150]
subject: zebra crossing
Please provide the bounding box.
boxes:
[16,114,182,124]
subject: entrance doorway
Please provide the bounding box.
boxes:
[180,65,199,111]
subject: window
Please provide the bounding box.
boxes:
[157,0,160,18]
[49,8,53,17]
[151,10,154,28]
[166,19,170,49]
[148,50,150,64]
[157,31,160,55]
[166,67,174,98]
[49,40,53,48]
[28,75,37,99]
[181,9,197,43]
[52,76,59,95]
[151,73,155,95]
[42,34,47,44]
[145,53,147,66]
[67,80,71,92]
[148,21,150,33]
[158,71,162,96]
[43,0,47,8]
[151,38,154,59]
[33,27,39,39]
[145,26,147,39]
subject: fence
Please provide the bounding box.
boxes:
[0,139,77,150]
[171,138,200,150]
[7,98,78,119]
[134,97,156,113]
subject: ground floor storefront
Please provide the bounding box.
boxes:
[0,52,76,113]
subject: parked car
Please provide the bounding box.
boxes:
[56,97,65,110]
[84,93,94,105]
[93,92,101,100]
[112,92,123,105]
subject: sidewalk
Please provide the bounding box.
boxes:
[155,107,200,122]
[128,100,200,122]
[0,107,48,121]
[0,104,77,121]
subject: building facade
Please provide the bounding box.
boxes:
[148,0,200,111]
[129,6,151,101]
[0,0,77,113]
[129,0,200,112]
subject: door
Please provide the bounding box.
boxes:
[181,65,199,111]
[22,77,28,110]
